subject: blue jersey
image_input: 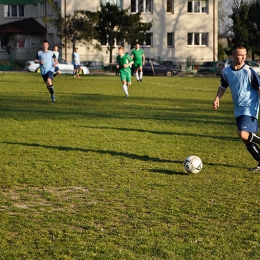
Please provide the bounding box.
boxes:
[72,52,80,65]
[220,64,260,118]
[35,50,56,75]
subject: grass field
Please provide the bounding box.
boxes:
[0,72,260,259]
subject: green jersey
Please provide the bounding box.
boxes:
[116,53,133,72]
[131,49,144,62]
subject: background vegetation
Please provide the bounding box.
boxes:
[0,73,260,259]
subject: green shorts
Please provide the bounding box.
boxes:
[120,69,132,82]
[134,60,143,69]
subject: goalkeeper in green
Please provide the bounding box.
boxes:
[116,46,134,97]
[131,43,145,82]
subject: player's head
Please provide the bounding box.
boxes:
[231,43,247,65]
[53,45,58,50]
[42,40,49,50]
[118,46,124,55]
[135,43,140,49]
[231,43,246,54]
[74,47,78,52]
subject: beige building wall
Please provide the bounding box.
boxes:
[61,0,218,71]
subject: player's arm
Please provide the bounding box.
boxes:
[130,51,134,60]
[53,58,59,67]
[123,56,134,68]
[123,62,133,68]
[34,54,43,64]
[213,86,226,110]
[116,57,120,69]
[73,54,78,65]
[142,54,145,65]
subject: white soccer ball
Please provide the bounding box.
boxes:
[184,155,203,174]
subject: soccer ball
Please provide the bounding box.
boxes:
[184,155,203,174]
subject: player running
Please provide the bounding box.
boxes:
[131,43,145,82]
[116,46,134,97]
[35,40,58,102]
[213,43,260,172]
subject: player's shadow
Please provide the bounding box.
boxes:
[149,169,189,175]
[81,125,239,142]
[2,141,174,163]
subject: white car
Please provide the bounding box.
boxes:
[25,57,89,75]
[217,59,260,76]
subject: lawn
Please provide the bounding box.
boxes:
[0,72,260,259]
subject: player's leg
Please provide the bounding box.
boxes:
[53,66,60,77]
[46,72,55,102]
[139,66,143,82]
[126,72,131,97]
[135,64,140,81]
[237,116,260,171]
[73,65,77,78]
[120,72,129,97]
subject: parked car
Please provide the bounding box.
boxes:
[216,59,260,76]
[197,61,218,74]
[141,58,178,76]
[161,60,181,73]
[25,57,89,75]
[216,59,227,76]
[80,60,103,70]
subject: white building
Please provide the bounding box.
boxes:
[0,0,218,71]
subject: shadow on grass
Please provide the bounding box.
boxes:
[82,125,239,142]
[3,141,243,170]
[3,141,173,163]
[149,168,189,175]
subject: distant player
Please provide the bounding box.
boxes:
[116,46,134,97]
[72,47,81,78]
[35,40,58,102]
[131,43,145,82]
[53,45,60,77]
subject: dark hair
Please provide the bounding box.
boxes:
[231,43,246,53]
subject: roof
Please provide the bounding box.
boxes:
[0,18,46,34]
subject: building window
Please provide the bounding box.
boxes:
[46,3,54,16]
[167,33,174,47]
[144,33,153,46]
[0,35,9,51]
[167,0,174,13]
[32,4,38,17]
[39,2,45,16]
[187,1,208,13]
[102,0,123,8]
[131,0,153,14]
[187,32,208,46]
[4,5,25,17]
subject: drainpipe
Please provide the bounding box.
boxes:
[45,0,47,39]
[213,0,216,63]
[64,0,67,60]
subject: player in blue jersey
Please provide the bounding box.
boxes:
[72,47,81,78]
[35,40,58,102]
[213,43,260,171]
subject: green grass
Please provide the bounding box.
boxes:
[0,72,260,259]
